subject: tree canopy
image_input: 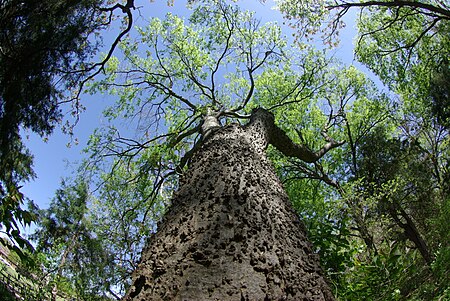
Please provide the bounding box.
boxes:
[1,0,448,300]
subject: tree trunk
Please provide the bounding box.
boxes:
[389,204,433,265]
[123,109,335,300]
[52,230,80,301]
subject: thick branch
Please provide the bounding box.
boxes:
[250,109,344,163]
[232,50,275,112]
[94,1,135,72]
[270,122,344,163]
[328,0,450,19]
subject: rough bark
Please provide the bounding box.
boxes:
[123,109,335,301]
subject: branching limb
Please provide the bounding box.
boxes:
[233,50,276,112]
[210,3,235,106]
[268,57,333,111]
[283,159,343,193]
[58,0,137,133]
[268,117,345,163]
[327,1,450,20]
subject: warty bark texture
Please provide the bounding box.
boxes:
[123,109,335,301]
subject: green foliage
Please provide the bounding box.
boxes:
[0,0,110,258]
[428,60,450,129]
[92,0,288,121]
[0,282,15,301]
[284,178,354,275]
[356,6,449,117]
[86,156,173,294]
[30,179,117,300]
[431,243,450,297]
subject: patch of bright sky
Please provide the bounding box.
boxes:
[21,0,367,224]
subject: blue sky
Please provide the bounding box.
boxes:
[21,0,359,221]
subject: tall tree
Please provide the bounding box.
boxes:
[88,1,351,299]
[123,109,339,300]
[274,0,449,46]
[428,60,450,129]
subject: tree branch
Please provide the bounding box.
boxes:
[266,113,345,163]
[58,1,137,133]
[211,2,235,106]
[328,1,450,19]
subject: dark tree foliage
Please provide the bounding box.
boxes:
[0,282,15,301]
[356,127,437,264]
[429,61,450,129]
[0,0,133,253]
[0,0,100,255]
[0,0,107,142]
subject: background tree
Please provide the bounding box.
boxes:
[276,77,449,300]
[274,0,449,47]
[30,179,118,300]
[428,60,450,129]
[275,0,449,126]
[84,158,173,296]
[0,0,136,254]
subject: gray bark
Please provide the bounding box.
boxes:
[123,109,335,300]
